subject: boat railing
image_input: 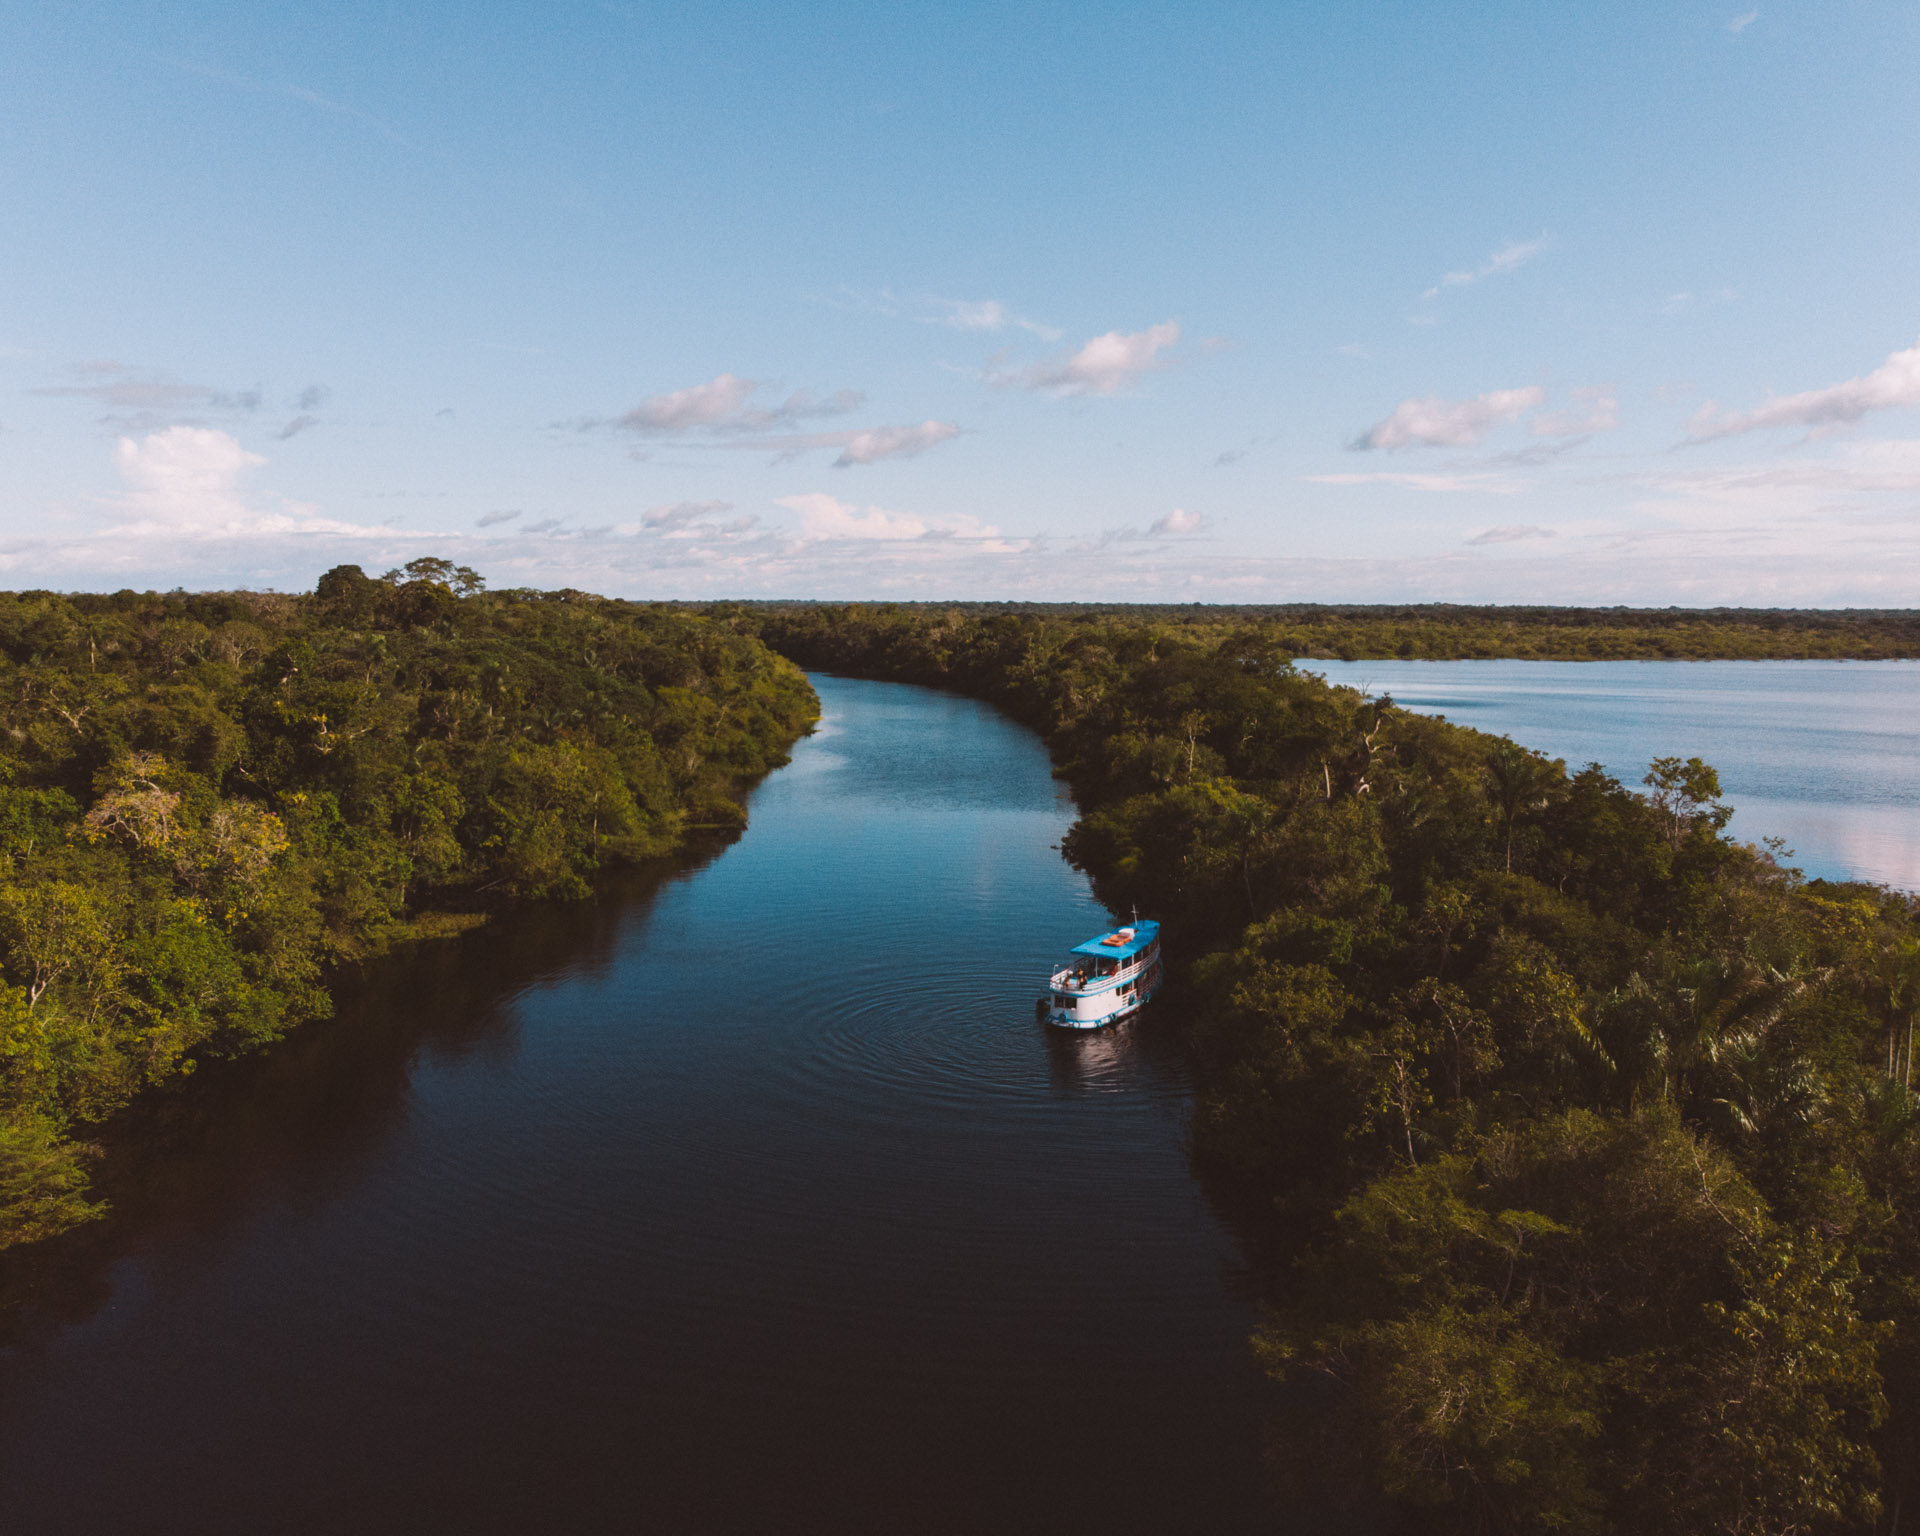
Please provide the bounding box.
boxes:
[1050,952,1155,993]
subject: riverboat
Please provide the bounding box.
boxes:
[1041,918,1163,1030]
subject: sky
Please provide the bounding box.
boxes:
[3,0,1919,604]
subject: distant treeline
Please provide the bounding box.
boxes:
[0,563,815,1254]
[733,601,1920,1536]
[713,599,1920,660]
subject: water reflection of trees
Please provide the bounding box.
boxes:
[0,841,735,1343]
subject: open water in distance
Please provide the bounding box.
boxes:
[0,675,1279,1535]
[1305,659,1920,890]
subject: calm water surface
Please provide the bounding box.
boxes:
[0,676,1279,1534]
[1306,659,1920,889]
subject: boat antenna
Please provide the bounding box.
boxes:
[1131,903,1139,926]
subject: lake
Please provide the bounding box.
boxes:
[1305,659,1920,890]
[0,675,1280,1534]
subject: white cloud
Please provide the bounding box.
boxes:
[1467,524,1557,546]
[1147,507,1207,537]
[1728,10,1758,33]
[1352,386,1545,450]
[833,420,960,466]
[1533,388,1619,437]
[994,321,1181,396]
[85,427,374,546]
[1421,236,1549,300]
[1683,338,1920,442]
[617,373,761,432]
[779,493,930,541]
[22,433,1920,602]
[476,509,521,527]
[774,492,1014,547]
[113,427,266,526]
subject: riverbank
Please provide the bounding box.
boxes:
[745,602,1920,1534]
[0,571,817,1254]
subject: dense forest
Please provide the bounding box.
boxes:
[721,599,1920,661]
[734,601,1920,1536]
[0,563,816,1255]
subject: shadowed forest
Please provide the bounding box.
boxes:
[740,601,1920,1536]
[0,563,816,1254]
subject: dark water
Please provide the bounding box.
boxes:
[1306,659,1920,890]
[0,676,1279,1534]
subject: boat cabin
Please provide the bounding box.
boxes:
[1046,921,1163,1028]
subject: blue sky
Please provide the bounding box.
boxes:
[4,1,1918,601]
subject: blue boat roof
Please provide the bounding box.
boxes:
[1070,920,1160,961]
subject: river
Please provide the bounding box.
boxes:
[0,675,1280,1534]
[1306,658,1920,889]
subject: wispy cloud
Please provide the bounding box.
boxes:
[1214,432,1277,467]
[274,415,319,440]
[832,420,960,466]
[476,509,521,527]
[931,299,1061,340]
[1148,507,1207,537]
[35,362,266,430]
[1467,524,1557,546]
[990,322,1181,397]
[1683,338,1920,442]
[1664,288,1737,315]
[590,372,885,459]
[641,500,737,536]
[1421,236,1549,300]
[1533,387,1619,437]
[1307,470,1526,495]
[1639,439,1920,499]
[165,57,407,142]
[1485,437,1595,467]
[1727,10,1759,33]
[693,420,963,467]
[1351,386,1545,450]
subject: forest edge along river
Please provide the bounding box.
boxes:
[0,674,1283,1535]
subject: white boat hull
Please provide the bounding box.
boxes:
[1043,958,1163,1030]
